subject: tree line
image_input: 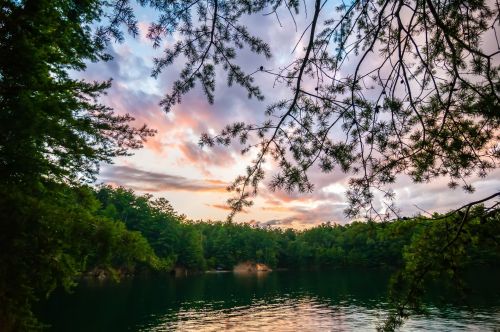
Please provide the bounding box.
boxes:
[91,186,500,273]
[26,182,496,284]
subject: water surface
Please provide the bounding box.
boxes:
[39,269,500,331]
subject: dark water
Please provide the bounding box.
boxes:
[38,269,500,331]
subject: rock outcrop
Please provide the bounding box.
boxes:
[233,261,272,273]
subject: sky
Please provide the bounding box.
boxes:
[83,2,500,229]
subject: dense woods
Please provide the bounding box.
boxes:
[91,186,500,273]
[12,181,491,295]
[4,182,495,287]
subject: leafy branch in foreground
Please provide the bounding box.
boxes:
[99,0,275,112]
[380,192,500,331]
[197,0,500,220]
[103,0,499,218]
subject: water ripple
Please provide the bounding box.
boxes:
[137,295,499,332]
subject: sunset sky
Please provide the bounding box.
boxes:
[83,4,500,229]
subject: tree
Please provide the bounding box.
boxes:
[0,0,155,329]
[103,0,499,218]
[0,0,155,185]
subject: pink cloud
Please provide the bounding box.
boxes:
[100,165,228,193]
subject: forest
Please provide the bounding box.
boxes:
[90,185,500,273]
[6,182,496,280]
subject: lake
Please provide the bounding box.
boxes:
[38,268,500,331]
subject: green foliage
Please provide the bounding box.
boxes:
[177,224,206,269]
[0,1,156,329]
[0,184,163,331]
[92,187,500,276]
[96,186,182,262]
[195,221,281,269]
[0,0,155,184]
[382,204,500,330]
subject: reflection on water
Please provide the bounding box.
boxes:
[149,297,373,332]
[38,269,500,331]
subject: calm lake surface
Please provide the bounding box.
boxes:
[39,269,500,331]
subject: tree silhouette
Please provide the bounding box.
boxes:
[0,1,156,329]
[104,0,499,219]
